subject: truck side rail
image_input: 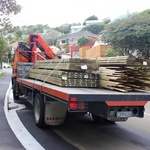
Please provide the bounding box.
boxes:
[17,78,150,102]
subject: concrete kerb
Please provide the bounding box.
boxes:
[4,82,45,150]
[0,69,3,73]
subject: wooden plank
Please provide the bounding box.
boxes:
[36,58,96,63]
[96,56,148,66]
[34,62,98,72]
[29,69,99,80]
[28,72,99,87]
[100,80,131,92]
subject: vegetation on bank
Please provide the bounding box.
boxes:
[0,72,6,78]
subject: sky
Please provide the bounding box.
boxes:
[10,0,150,27]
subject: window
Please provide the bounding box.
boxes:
[62,40,66,44]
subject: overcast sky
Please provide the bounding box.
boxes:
[10,0,150,27]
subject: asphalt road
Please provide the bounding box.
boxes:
[0,69,25,150]
[17,102,150,150]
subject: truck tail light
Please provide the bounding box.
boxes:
[77,102,86,110]
[69,98,87,111]
[69,98,77,110]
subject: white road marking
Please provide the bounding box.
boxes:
[144,112,150,116]
[4,82,45,150]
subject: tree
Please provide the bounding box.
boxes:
[82,17,110,34]
[7,34,14,41]
[44,29,60,45]
[0,37,11,68]
[62,40,69,53]
[16,30,22,38]
[83,23,105,35]
[0,0,21,34]
[21,24,49,35]
[77,36,92,46]
[55,24,71,34]
[71,23,81,26]
[102,11,150,57]
[83,15,98,25]
[0,38,5,62]
[103,18,111,24]
[140,9,150,15]
[105,47,124,57]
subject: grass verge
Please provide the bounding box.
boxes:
[0,72,6,78]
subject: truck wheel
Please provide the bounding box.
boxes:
[92,114,115,124]
[92,114,104,123]
[34,93,45,128]
[13,79,19,100]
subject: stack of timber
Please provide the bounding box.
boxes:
[28,58,99,87]
[97,56,150,92]
[34,58,98,72]
[96,56,150,66]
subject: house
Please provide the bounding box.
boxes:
[68,41,96,58]
[70,25,85,34]
[50,45,61,56]
[85,20,101,26]
[11,42,18,53]
[58,30,98,47]
[58,30,98,58]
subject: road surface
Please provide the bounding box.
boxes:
[0,68,25,150]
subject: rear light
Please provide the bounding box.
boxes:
[69,102,77,110]
[77,102,86,110]
[69,98,87,111]
[70,97,76,102]
[69,97,77,110]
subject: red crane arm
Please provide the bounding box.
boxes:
[28,34,55,61]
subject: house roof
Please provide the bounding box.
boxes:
[71,25,85,29]
[85,20,101,25]
[59,30,97,41]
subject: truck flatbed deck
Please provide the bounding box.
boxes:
[17,78,150,102]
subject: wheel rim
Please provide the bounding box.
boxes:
[34,97,40,123]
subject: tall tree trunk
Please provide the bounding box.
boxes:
[0,58,2,69]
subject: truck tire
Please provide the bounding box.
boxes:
[34,93,45,128]
[13,79,19,100]
[92,114,104,123]
[92,114,115,124]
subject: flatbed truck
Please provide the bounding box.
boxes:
[13,72,150,127]
[12,34,150,128]
[14,65,149,128]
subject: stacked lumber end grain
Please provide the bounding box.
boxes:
[96,56,150,66]
[28,58,100,87]
[95,56,150,92]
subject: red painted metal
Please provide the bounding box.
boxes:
[106,101,148,106]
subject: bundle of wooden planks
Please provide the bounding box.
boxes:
[34,58,98,72]
[98,66,150,92]
[92,56,150,92]
[27,56,150,91]
[28,58,99,87]
[96,56,149,66]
